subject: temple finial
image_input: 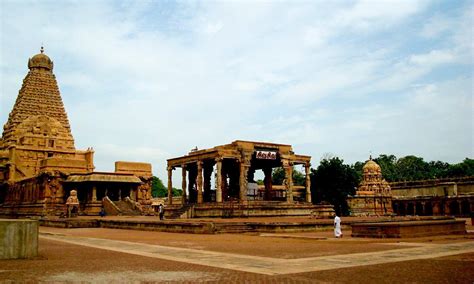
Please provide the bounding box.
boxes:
[369,151,372,160]
[40,44,44,54]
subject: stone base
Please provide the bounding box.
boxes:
[0,219,38,259]
[351,217,466,238]
[310,204,335,219]
[348,195,393,216]
[166,201,320,218]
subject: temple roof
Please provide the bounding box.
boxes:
[363,158,381,174]
[1,47,73,146]
[65,172,142,183]
[28,46,54,71]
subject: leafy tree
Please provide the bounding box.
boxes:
[151,176,167,197]
[428,160,451,179]
[311,157,358,216]
[172,188,183,196]
[272,167,306,186]
[272,167,285,185]
[352,155,473,182]
[445,158,474,177]
[292,169,306,186]
[395,155,431,181]
[151,176,183,197]
[373,154,398,181]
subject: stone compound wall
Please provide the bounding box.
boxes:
[0,219,38,259]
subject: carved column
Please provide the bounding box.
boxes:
[92,185,97,202]
[197,161,203,204]
[215,157,223,203]
[239,154,251,203]
[181,164,187,204]
[305,162,311,203]
[167,166,173,205]
[283,159,293,203]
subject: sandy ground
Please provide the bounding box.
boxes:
[1,217,473,283]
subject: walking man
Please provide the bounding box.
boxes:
[334,214,343,238]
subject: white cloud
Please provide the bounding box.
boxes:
[1,0,472,182]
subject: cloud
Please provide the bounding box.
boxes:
[1,0,472,182]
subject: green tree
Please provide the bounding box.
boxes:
[172,188,183,196]
[311,157,358,216]
[445,158,474,177]
[272,167,306,186]
[151,176,183,197]
[151,176,166,197]
[373,154,398,181]
[395,155,431,181]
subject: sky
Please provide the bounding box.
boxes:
[0,0,473,182]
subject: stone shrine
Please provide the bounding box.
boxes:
[166,140,333,218]
[348,157,393,216]
[0,48,153,217]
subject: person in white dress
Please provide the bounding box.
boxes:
[334,215,343,238]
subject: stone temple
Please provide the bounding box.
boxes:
[348,157,393,216]
[0,48,153,217]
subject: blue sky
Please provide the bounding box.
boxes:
[0,0,472,181]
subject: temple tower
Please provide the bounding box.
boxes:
[348,157,393,216]
[0,47,90,182]
[2,47,74,146]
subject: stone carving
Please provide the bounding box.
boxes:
[66,190,79,218]
[348,157,393,216]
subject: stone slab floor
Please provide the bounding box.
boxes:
[0,226,473,283]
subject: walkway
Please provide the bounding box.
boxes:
[40,233,474,276]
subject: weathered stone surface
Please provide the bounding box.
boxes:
[0,219,38,259]
[348,157,393,216]
[0,48,153,217]
[351,217,466,238]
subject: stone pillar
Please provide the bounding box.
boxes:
[216,158,223,203]
[167,166,173,205]
[305,162,311,203]
[421,201,426,216]
[444,200,450,216]
[181,165,187,204]
[197,161,203,204]
[283,160,293,203]
[92,185,97,202]
[263,167,272,200]
[203,163,212,202]
[433,201,440,216]
[239,157,250,203]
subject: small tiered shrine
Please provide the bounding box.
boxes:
[348,157,393,216]
[0,48,153,216]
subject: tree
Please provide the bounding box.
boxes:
[373,154,398,181]
[151,176,167,198]
[272,167,306,186]
[445,158,474,177]
[395,155,431,181]
[151,176,183,197]
[311,157,358,216]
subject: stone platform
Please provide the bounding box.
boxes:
[39,217,335,234]
[0,219,38,259]
[164,201,333,219]
[351,217,466,238]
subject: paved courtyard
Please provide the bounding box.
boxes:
[1,220,474,283]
